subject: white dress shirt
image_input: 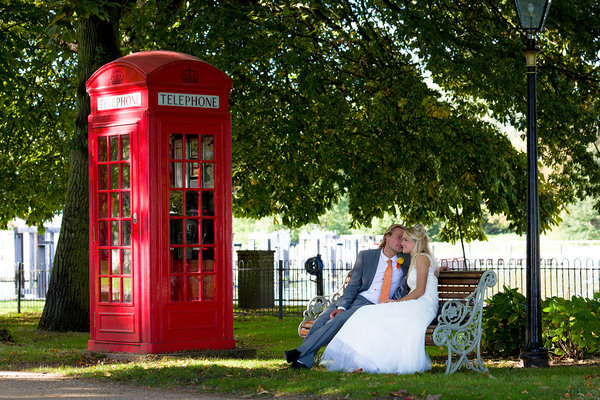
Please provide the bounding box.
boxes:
[359,251,404,304]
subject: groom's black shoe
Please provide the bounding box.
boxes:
[289,361,308,370]
[284,349,300,363]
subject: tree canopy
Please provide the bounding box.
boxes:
[3,0,600,244]
[0,0,74,228]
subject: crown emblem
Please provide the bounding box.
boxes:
[181,67,199,84]
[110,69,124,85]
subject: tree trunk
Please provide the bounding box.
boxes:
[38,8,122,331]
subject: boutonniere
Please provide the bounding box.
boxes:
[396,258,404,269]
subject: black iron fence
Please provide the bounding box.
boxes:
[0,263,51,312]
[234,257,600,317]
[2,258,599,316]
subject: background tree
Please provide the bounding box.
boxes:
[124,1,563,242]
[0,0,74,228]
[38,1,125,331]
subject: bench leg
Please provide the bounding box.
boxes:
[444,340,488,375]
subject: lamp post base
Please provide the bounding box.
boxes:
[519,348,549,368]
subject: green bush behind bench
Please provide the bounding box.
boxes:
[482,287,600,359]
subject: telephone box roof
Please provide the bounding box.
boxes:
[86,50,231,91]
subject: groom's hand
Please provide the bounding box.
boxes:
[330,309,345,319]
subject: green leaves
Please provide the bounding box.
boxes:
[0,0,75,228]
[483,287,600,360]
[6,0,599,239]
[482,285,527,357]
[542,295,600,359]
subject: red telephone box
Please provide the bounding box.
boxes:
[86,51,235,353]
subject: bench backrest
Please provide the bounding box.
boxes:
[425,270,486,345]
[438,270,485,302]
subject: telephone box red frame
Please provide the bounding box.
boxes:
[86,51,235,353]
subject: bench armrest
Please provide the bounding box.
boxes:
[432,270,497,374]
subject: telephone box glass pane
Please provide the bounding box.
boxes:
[202,248,215,272]
[99,193,108,218]
[122,249,132,274]
[121,165,130,189]
[122,221,131,246]
[185,192,198,216]
[170,162,183,188]
[111,249,120,274]
[187,276,199,301]
[95,130,135,307]
[122,192,131,218]
[170,276,184,301]
[170,220,183,244]
[110,193,119,218]
[202,220,214,244]
[121,136,130,160]
[201,136,214,160]
[109,137,119,161]
[169,192,183,216]
[100,278,109,302]
[186,220,199,244]
[187,162,199,188]
[111,277,120,302]
[202,275,215,300]
[98,137,107,162]
[201,164,214,188]
[111,221,119,246]
[170,247,184,273]
[186,247,199,272]
[201,192,214,216]
[186,136,199,159]
[170,134,183,159]
[98,166,108,190]
[99,249,109,275]
[110,165,119,189]
[99,221,109,247]
[123,278,132,303]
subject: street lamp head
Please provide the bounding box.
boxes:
[514,0,552,32]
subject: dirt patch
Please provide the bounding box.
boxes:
[0,328,12,343]
[484,356,600,368]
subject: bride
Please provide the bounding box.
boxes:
[320,224,439,374]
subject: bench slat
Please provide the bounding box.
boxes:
[438,277,480,286]
[438,286,478,293]
[439,271,485,279]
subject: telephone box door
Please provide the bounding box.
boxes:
[164,121,229,342]
[91,123,140,343]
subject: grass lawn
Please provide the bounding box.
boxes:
[1,311,598,399]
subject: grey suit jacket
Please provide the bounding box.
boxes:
[336,249,411,309]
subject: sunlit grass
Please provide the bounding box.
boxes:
[1,311,599,399]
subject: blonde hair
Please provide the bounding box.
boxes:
[404,223,438,276]
[378,223,406,250]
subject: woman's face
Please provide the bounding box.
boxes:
[401,236,415,254]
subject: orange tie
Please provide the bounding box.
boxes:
[379,259,393,303]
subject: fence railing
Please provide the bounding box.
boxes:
[0,263,51,312]
[234,257,600,317]
[2,258,599,316]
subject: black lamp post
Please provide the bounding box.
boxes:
[513,0,551,368]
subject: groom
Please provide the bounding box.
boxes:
[284,224,411,369]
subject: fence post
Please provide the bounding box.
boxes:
[17,263,24,313]
[278,260,284,320]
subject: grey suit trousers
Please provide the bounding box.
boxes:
[296,295,374,368]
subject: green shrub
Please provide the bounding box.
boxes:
[481,285,526,357]
[542,293,600,359]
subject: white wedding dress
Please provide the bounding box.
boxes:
[320,253,439,374]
